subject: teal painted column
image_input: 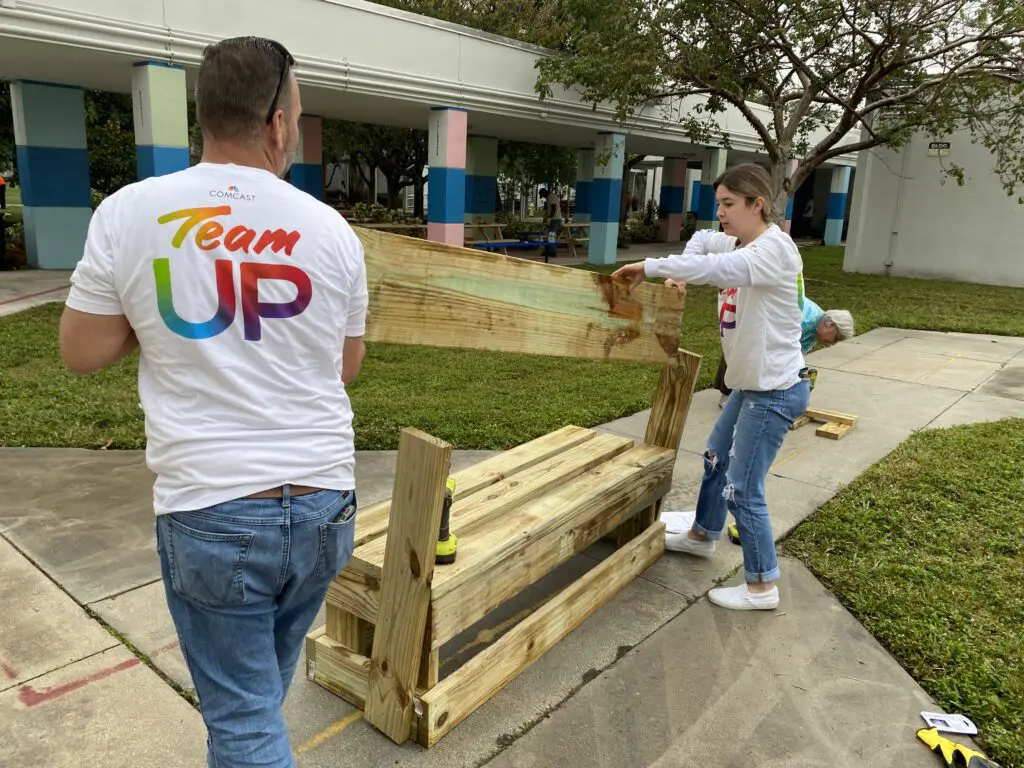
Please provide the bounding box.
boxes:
[11,82,92,270]
[587,132,625,265]
[574,149,594,223]
[696,148,727,231]
[657,156,686,242]
[824,166,851,246]
[464,136,498,224]
[290,116,324,200]
[131,62,189,179]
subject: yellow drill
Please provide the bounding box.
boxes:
[435,478,458,565]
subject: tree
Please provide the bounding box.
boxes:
[84,91,136,195]
[0,84,14,178]
[323,120,428,216]
[533,0,1024,218]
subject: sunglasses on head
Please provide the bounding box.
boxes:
[257,37,295,124]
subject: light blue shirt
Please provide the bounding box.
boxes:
[801,297,825,355]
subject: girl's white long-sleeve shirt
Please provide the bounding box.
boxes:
[644,225,806,392]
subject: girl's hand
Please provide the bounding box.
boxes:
[664,279,687,298]
[611,261,646,293]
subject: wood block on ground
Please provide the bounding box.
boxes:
[816,421,855,440]
[365,428,452,744]
[418,520,667,747]
[353,425,598,548]
[354,227,684,365]
[804,408,858,426]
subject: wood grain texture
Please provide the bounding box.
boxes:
[419,521,666,746]
[365,428,452,744]
[352,425,597,548]
[352,433,636,577]
[354,227,684,364]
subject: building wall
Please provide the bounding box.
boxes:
[845,129,1024,286]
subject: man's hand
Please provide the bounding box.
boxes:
[664,279,687,299]
[611,261,646,294]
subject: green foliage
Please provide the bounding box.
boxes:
[0,83,14,178]
[84,91,136,196]
[534,0,1024,215]
[498,140,576,189]
[786,419,1024,768]
[322,119,427,212]
[349,202,422,224]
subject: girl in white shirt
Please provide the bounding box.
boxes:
[614,163,810,610]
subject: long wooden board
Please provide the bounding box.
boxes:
[354,227,684,365]
[431,445,674,600]
[352,425,598,548]
[351,433,636,577]
[365,428,452,744]
[418,521,666,746]
[429,471,672,648]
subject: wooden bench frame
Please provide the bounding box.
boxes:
[305,228,702,747]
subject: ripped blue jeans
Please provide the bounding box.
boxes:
[692,381,810,582]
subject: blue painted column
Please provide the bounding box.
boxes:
[291,116,324,200]
[696,148,727,231]
[587,132,625,265]
[427,107,467,246]
[574,149,594,223]
[131,62,189,179]
[464,136,498,224]
[686,164,701,216]
[11,82,92,270]
[657,156,686,242]
[824,166,851,246]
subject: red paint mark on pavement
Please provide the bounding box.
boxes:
[1,660,18,680]
[0,284,70,307]
[17,639,180,707]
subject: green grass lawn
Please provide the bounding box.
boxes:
[3,245,1024,451]
[2,184,23,224]
[784,419,1024,768]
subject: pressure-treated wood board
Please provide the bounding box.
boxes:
[805,408,858,426]
[350,433,636,578]
[354,228,684,365]
[353,425,598,548]
[429,471,672,648]
[418,521,667,746]
[430,445,674,600]
[365,429,452,744]
[816,421,855,440]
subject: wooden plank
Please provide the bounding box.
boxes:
[617,349,702,546]
[325,603,373,655]
[790,414,812,430]
[327,570,380,628]
[816,421,855,440]
[351,433,636,578]
[306,628,371,709]
[354,227,684,364]
[804,408,858,426]
[419,521,666,746]
[421,444,672,651]
[364,428,452,744]
[353,425,597,548]
[430,474,672,648]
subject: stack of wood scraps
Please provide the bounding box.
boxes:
[791,408,859,440]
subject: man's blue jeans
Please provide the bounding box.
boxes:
[156,486,357,767]
[692,381,810,582]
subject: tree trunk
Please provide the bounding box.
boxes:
[385,175,404,210]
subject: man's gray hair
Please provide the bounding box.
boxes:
[824,309,855,340]
[196,36,294,144]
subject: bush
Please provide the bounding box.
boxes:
[349,202,422,224]
[625,215,659,243]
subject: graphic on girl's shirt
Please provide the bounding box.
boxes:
[153,206,312,341]
[719,287,738,337]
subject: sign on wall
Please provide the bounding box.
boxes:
[927,141,951,157]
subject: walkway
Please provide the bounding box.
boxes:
[3,327,1024,766]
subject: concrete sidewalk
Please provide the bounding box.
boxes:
[2,326,1023,767]
[0,269,72,317]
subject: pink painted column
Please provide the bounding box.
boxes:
[427,107,468,246]
[291,115,323,200]
[657,157,687,242]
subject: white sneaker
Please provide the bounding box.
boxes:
[708,583,779,611]
[665,532,715,557]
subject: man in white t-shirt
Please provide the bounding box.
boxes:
[58,37,367,766]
